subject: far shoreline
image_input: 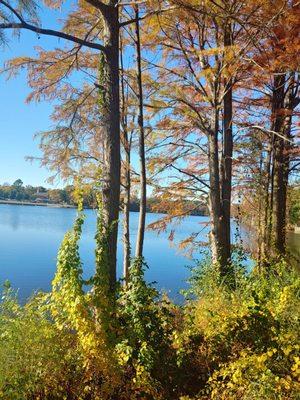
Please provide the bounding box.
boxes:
[0,199,208,216]
[0,199,75,209]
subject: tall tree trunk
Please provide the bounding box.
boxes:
[100,3,120,290]
[262,133,273,257]
[220,22,233,271]
[134,4,147,259]
[257,136,264,265]
[274,131,287,255]
[274,73,297,254]
[208,107,223,266]
[271,73,286,255]
[208,22,234,278]
[123,149,131,281]
[120,36,131,282]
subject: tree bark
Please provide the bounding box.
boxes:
[123,148,131,281]
[271,73,286,255]
[220,23,233,272]
[208,106,223,265]
[208,22,234,277]
[100,3,121,289]
[120,37,131,282]
[274,73,296,254]
[134,4,147,259]
[262,136,273,257]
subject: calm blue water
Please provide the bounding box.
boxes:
[1,204,298,302]
[0,204,211,302]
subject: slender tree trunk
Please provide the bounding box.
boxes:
[261,74,285,258]
[100,3,120,289]
[134,4,147,259]
[271,73,286,255]
[220,22,233,271]
[257,138,264,265]
[120,37,131,282]
[208,23,234,277]
[274,73,296,254]
[208,107,223,265]
[274,134,287,255]
[123,149,131,281]
[269,144,276,247]
[262,134,273,257]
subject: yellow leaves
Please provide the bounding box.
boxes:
[283,345,293,356]
[231,369,242,384]
[257,353,268,364]
[63,2,104,39]
[291,356,300,379]
[4,56,33,80]
[115,341,133,366]
[267,348,277,357]
[43,0,65,8]
[50,213,122,393]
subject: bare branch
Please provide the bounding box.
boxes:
[0,0,106,52]
[120,6,177,27]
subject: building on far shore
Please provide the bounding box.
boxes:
[34,191,49,203]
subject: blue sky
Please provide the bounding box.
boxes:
[0,3,76,187]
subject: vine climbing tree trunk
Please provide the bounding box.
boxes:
[98,2,120,289]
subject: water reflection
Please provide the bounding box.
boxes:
[8,205,21,231]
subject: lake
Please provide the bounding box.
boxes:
[0,204,299,302]
[0,204,211,302]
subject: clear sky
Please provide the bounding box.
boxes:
[0,3,76,187]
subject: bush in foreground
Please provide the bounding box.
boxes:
[184,259,300,399]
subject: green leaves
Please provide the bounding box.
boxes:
[115,258,176,396]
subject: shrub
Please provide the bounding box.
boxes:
[116,258,178,399]
[188,259,300,399]
[0,287,83,400]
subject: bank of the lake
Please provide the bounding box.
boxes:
[0,199,74,208]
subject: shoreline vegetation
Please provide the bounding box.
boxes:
[0,198,208,215]
[0,199,74,208]
[0,198,208,216]
[0,180,209,216]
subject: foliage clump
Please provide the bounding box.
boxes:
[116,258,177,399]
[0,286,82,400]
[187,259,300,399]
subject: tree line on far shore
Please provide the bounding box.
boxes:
[0,179,208,216]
